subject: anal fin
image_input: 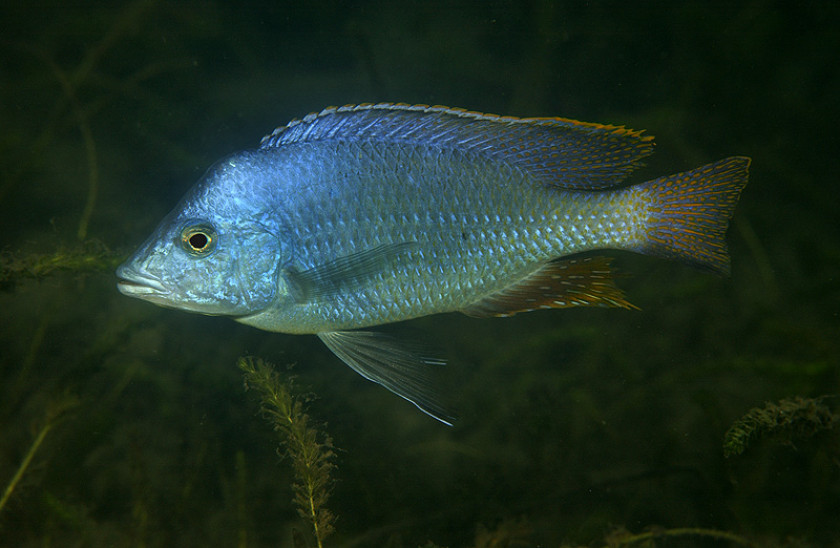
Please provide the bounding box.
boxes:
[461,256,637,318]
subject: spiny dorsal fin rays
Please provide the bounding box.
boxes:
[461,256,637,318]
[260,103,655,191]
[317,330,456,425]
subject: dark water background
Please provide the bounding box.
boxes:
[1,2,838,546]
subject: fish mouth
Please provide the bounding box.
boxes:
[116,265,169,298]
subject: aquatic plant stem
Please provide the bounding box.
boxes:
[608,526,758,547]
[43,57,99,241]
[0,393,78,517]
[0,421,53,515]
[307,489,323,548]
[75,117,99,241]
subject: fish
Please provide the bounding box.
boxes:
[116,103,750,424]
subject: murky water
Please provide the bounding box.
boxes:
[1,2,838,546]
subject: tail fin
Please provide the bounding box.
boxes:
[640,156,750,275]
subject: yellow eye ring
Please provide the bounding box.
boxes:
[180,224,217,255]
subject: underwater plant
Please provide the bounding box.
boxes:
[0,242,124,292]
[0,391,78,518]
[723,395,839,458]
[593,526,759,547]
[421,522,761,548]
[238,357,336,548]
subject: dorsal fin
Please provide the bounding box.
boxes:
[260,103,655,190]
[461,256,637,318]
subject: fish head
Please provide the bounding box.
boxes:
[117,156,284,317]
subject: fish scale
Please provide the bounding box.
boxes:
[117,103,749,423]
[258,140,638,333]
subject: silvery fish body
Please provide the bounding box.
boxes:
[117,104,750,423]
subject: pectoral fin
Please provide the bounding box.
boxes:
[286,242,417,302]
[317,330,455,425]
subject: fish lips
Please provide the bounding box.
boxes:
[116,263,251,315]
[116,264,172,303]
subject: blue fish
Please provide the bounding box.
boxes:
[117,103,750,423]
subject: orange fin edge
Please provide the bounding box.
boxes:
[460,256,638,318]
[640,156,750,276]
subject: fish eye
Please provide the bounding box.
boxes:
[179,224,217,256]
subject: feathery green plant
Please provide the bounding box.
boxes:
[238,357,336,548]
[0,242,124,291]
[723,395,838,458]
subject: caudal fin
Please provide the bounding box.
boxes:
[640,156,750,275]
